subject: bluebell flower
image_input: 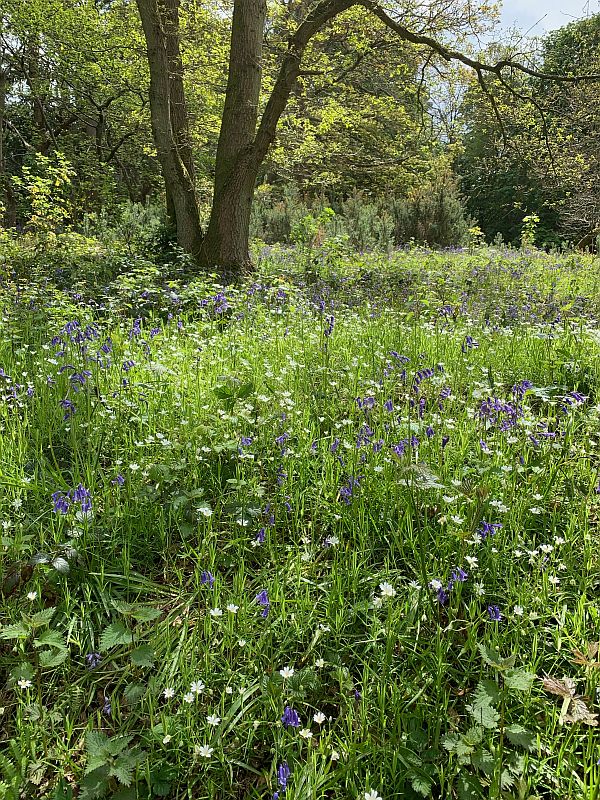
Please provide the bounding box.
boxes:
[487,605,502,621]
[281,706,300,727]
[201,571,215,589]
[277,762,291,790]
[85,652,102,670]
[52,491,70,515]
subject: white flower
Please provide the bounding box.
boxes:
[299,728,313,739]
[225,686,233,694]
[196,744,214,758]
[313,711,326,724]
[450,515,465,525]
[554,536,565,545]
[191,681,205,694]
[207,714,221,726]
[465,556,478,569]
[548,575,560,586]
[26,591,37,601]
[513,605,524,616]
[279,666,295,679]
[163,687,175,699]
[226,604,239,614]
[429,579,443,591]
[183,692,195,704]
[379,581,396,598]
[162,735,172,744]
[364,791,382,800]
[373,595,383,608]
[129,463,140,471]
[17,678,32,689]
[474,582,485,597]
[237,639,247,647]
[209,607,223,617]
[408,580,421,590]
[331,750,340,761]
[315,658,325,668]
[540,544,553,554]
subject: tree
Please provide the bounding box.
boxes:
[107,2,600,271]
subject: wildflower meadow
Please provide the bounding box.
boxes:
[1,244,600,799]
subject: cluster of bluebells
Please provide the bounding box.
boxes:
[430,566,468,605]
[51,484,92,515]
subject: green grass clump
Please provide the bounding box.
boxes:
[1,244,600,799]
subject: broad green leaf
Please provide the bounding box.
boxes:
[130,645,155,668]
[99,622,134,651]
[505,724,536,751]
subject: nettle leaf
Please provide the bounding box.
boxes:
[408,771,432,797]
[0,623,29,640]
[130,606,160,623]
[79,766,110,800]
[542,675,576,698]
[467,683,500,729]
[478,643,515,671]
[34,629,67,651]
[504,668,536,691]
[457,774,481,800]
[85,731,111,759]
[51,557,70,574]
[442,733,461,752]
[38,649,68,668]
[29,608,56,628]
[506,724,536,751]
[99,622,135,651]
[123,682,147,705]
[471,747,494,775]
[130,645,155,668]
[462,726,484,747]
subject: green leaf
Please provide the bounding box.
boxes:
[408,771,432,797]
[130,645,155,668]
[505,724,536,751]
[79,767,110,800]
[129,606,160,622]
[99,622,134,651]
[38,649,68,668]
[472,747,494,775]
[458,774,481,800]
[467,682,500,729]
[504,669,536,691]
[109,760,134,787]
[29,608,56,628]
[123,682,146,704]
[85,731,110,759]
[0,623,29,640]
[34,629,67,650]
[478,643,515,671]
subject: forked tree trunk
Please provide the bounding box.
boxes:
[199,0,267,272]
[136,0,203,255]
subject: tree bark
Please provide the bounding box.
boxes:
[199,0,267,272]
[136,0,203,255]
[200,0,354,274]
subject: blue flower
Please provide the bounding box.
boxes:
[52,491,70,515]
[201,571,215,589]
[281,706,300,728]
[487,605,502,621]
[277,762,291,790]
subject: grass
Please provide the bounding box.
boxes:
[1,241,600,799]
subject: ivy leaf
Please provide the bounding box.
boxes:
[505,724,536,751]
[99,622,134,651]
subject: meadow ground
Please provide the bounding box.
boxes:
[1,243,600,800]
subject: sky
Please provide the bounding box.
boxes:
[500,0,600,33]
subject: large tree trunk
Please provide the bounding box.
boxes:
[199,0,354,275]
[199,0,267,272]
[136,0,203,255]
